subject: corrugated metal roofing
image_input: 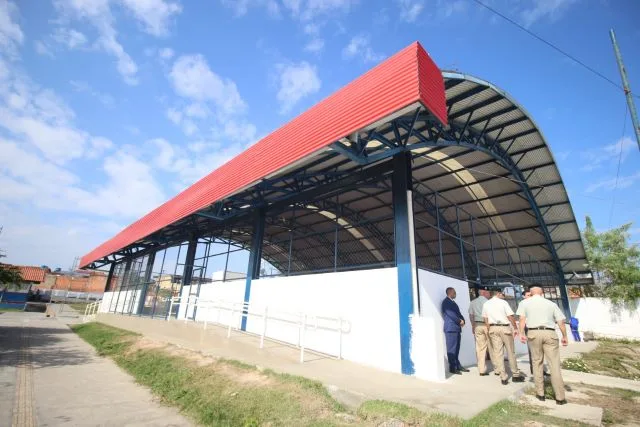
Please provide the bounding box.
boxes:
[80,41,447,268]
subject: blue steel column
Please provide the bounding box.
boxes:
[177,238,198,319]
[392,152,417,375]
[241,208,266,331]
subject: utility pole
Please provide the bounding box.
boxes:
[610,29,640,151]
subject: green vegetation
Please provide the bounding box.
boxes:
[68,302,91,313]
[358,400,459,426]
[561,339,640,380]
[0,306,24,313]
[565,384,640,426]
[583,216,640,305]
[73,322,591,426]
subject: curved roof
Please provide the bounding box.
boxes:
[79,42,589,285]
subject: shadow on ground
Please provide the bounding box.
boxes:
[0,322,92,369]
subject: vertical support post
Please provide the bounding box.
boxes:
[178,238,198,319]
[223,237,231,282]
[455,206,465,279]
[435,192,444,272]
[241,208,266,331]
[334,196,339,272]
[137,251,155,315]
[392,152,417,375]
[470,216,481,291]
[489,228,497,282]
[104,262,116,293]
[610,29,640,150]
[112,259,131,313]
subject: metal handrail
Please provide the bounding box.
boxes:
[83,300,102,322]
[167,296,350,363]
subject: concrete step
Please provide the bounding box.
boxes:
[521,395,603,426]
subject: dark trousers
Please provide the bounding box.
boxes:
[571,329,581,341]
[445,332,462,372]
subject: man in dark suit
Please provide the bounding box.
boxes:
[441,287,469,374]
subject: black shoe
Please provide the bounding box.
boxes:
[512,375,526,383]
[556,399,567,405]
[494,371,500,376]
[479,373,489,376]
[535,395,545,402]
[450,370,462,375]
[501,379,509,385]
[543,372,551,377]
[459,367,470,373]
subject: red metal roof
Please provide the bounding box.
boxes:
[80,41,447,268]
[17,266,49,283]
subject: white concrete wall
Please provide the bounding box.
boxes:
[570,297,640,340]
[177,268,401,373]
[411,269,474,381]
[99,290,142,314]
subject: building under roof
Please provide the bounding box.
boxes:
[82,42,590,377]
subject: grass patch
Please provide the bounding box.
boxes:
[566,383,640,426]
[563,340,640,380]
[68,302,91,313]
[465,400,585,427]
[73,322,348,426]
[73,322,592,427]
[0,307,24,312]
[358,400,459,426]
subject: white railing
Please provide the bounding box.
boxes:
[83,300,102,322]
[167,296,349,363]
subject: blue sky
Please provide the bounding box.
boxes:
[0,0,638,270]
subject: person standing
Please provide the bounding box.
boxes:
[469,288,491,376]
[517,286,568,405]
[482,290,525,385]
[441,287,468,375]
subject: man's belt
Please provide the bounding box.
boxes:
[527,327,555,331]
[474,320,485,323]
[489,323,509,326]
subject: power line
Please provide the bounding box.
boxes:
[609,104,628,227]
[469,0,639,100]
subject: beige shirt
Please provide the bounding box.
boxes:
[516,295,565,328]
[468,295,488,322]
[482,296,514,325]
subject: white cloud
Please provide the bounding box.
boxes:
[275,61,321,114]
[396,0,423,22]
[120,0,182,36]
[585,171,640,194]
[0,0,24,58]
[282,0,358,21]
[342,34,384,63]
[147,137,245,188]
[581,136,635,172]
[70,80,115,107]
[221,0,280,17]
[158,46,174,60]
[169,54,246,116]
[54,0,140,85]
[52,27,88,49]
[166,107,182,124]
[520,0,578,28]
[304,38,324,53]
[88,136,114,157]
[34,40,55,57]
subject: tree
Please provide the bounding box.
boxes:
[0,263,22,285]
[0,226,23,286]
[583,216,640,305]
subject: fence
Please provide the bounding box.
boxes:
[167,296,350,363]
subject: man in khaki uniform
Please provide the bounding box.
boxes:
[468,288,491,375]
[482,290,524,385]
[517,286,568,405]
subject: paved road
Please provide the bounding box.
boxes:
[0,311,191,427]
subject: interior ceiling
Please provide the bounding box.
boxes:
[100,72,590,283]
